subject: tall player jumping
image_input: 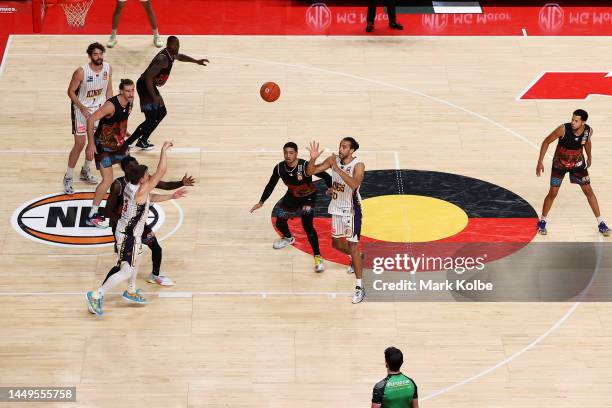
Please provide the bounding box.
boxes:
[250,142,332,273]
[85,79,135,227]
[124,36,209,150]
[536,109,611,236]
[63,42,112,194]
[307,138,365,303]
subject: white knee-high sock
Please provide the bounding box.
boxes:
[127,251,143,293]
[96,261,132,298]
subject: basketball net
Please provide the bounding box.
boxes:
[60,0,93,28]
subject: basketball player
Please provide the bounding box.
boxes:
[371,347,419,408]
[63,42,112,195]
[307,138,365,303]
[124,36,209,150]
[107,0,162,48]
[536,109,611,236]
[85,78,135,228]
[102,156,195,286]
[86,141,187,315]
[250,142,332,273]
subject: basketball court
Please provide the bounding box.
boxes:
[1,1,612,407]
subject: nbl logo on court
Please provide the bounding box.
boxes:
[11,192,166,248]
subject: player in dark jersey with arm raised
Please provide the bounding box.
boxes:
[251,142,332,273]
[536,109,610,236]
[371,347,419,408]
[102,156,195,286]
[125,36,209,150]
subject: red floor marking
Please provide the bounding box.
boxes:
[520,72,612,100]
[273,216,537,266]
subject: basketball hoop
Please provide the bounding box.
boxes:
[59,0,93,28]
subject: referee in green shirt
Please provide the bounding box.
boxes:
[371,347,419,408]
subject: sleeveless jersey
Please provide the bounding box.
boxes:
[94,96,132,150]
[328,156,362,216]
[553,123,591,169]
[116,182,150,238]
[142,48,174,87]
[77,62,110,109]
[557,123,591,150]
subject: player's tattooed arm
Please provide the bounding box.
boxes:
[536,124,564,176]
[176,54,209,66]
[85,101,115,161]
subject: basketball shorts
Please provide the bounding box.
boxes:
[71,103,100,136]
[551,153,590,187]
[94,138,129,170]
[331,211,362,243]
[115,231,142,267]
[136,76,162,111]
[113,224,155,253]
[276,193,316,219]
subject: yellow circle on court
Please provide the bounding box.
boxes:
[361,195,468,243]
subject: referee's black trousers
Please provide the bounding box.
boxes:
[367,0,398,24]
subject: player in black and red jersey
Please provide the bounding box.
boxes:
[536,109,610,236]
[125,36,209,150]
[251,142,332,273]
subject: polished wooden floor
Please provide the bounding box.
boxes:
[1,35,612,407]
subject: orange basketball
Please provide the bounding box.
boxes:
[260,82,281,102]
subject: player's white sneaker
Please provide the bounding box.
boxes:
[147,273,175,286]
[80,167,98,184]
[153,34,163,48]
[352,286,365,304]
[107,35,117,48]
[63,176,74,195]
[273,236,295,249]
[314,255,325,273]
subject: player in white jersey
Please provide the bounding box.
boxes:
[307,138,366,304]
[63,43,113,195]
[86,141,187,316]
